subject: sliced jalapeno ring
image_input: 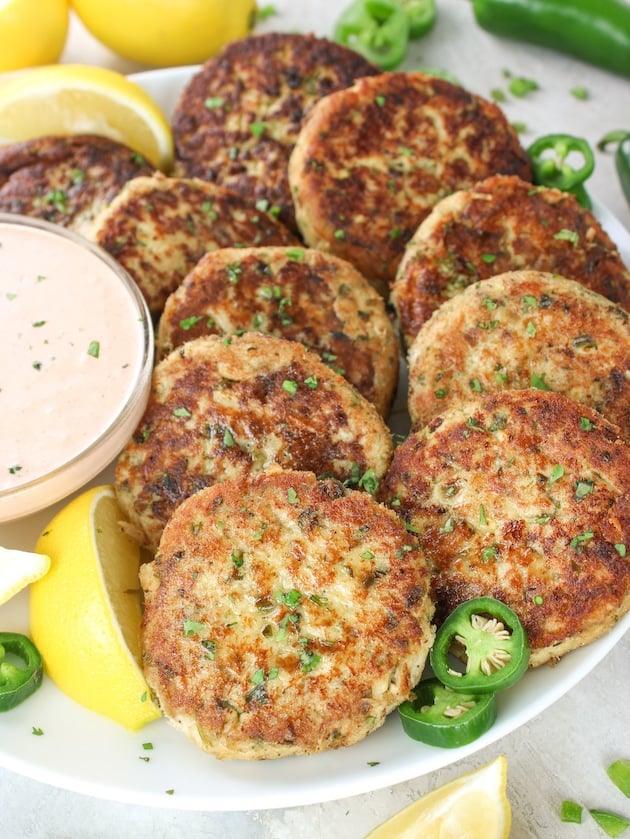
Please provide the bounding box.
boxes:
[0,631,44,712]
[399,677,497,748]
[430,596,530,694]
[598,130,630,211]
[398,0,436,39]
[527,133,595,207]
[333,0,410,71]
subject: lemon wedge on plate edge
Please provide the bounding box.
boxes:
[365,755,511,839]
[30,485,161,731]
[0,64,174,170]
[0,546,50,606]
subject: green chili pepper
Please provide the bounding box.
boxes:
[333,0,410,70]
[0,632,43,711]
[398,0,436,39]
[527,133,595,208]
[470,0,630,79]
[598,130,630,211]
[430,596,530,693]
[399,677,497,748]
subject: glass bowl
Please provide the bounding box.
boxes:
[0,214,153,522]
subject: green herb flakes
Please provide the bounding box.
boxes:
[508,76,539,97]
[87,340,100,358]
[226,261,242,284]
[570,530,594,549]
[548,464,565,483]
[183,619,207,636]
[579,417,594,431]
[589,809,630,837]
[31,726,44,736]
[615,543,627,557]
[180,315,203,330]
[481,253,497,264]
[375,95,386,107]
[304,375,318,389]
[530,372,551,390]
[554,228,579,246]
[574,479,594,500]
[287,487,299,504]
[172,406,192,418]
[561,800,583,823]
[250,121,267,138]
[607,759,630,798]
[204,96,225,109]
[570,86,589,100]
[299,648,321,673]
[282,379,298,394]
[286,248,305,261]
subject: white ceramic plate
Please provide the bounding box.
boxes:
[0,66,629,812]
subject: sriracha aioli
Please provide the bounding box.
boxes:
[0,216,152,521]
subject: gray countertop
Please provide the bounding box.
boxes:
[2,2,630,836]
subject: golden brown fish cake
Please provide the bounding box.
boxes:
[156,246,399,416]
[378,389,630,667]
[407,271,630,438]
[116,332,393,552]
[392,175,630,347]
[140,468,435,760]
[90,174,298,315]
[288,72,532,295]
[0,134,154,237]
[172,32,379,234]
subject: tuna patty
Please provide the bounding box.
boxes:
[378,389,630,667]
[288,72,531,295]
[156,245,399,416]
[0,134,154,237]
[172,32,379,234]
[90,174,297,315]
[407,270,630,438]
[140,468,435,760]
[392,174,630,347]
[116,332,393,552]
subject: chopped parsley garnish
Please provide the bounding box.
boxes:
[182,315,205,331]
[554,228,579,245]
[87,340,100,358]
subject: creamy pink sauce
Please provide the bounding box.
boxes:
[0,220,149,507]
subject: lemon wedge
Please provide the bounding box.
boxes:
[30,485,161,731]
[365,755,511,839]
[0,546,50,606]
[0,64,173,170]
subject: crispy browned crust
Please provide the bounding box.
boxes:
[172,32,379,234]
[0,134,154,237]
[90,174,298,315]
[140,468,434,759]
[378,389,630,667]
[156,246,399,416]
[407,270,630,438]
[392,175,630,346]
[288,73,532,294]
[116,332,393,552]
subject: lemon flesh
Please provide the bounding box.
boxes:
[0,0,69,72]
[30,485,161,731]
[0,546,50,606]
[0,64,173,170]
[71,0,256,67]
[366,755,511,839]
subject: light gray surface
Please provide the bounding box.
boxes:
[2,1,630,836]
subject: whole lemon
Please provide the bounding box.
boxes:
[70,0,257,67]
[0,0,69,71]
